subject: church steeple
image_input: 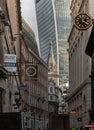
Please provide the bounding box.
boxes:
[47,37,58,77]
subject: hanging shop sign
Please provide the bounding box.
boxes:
[4,54,16,72]
[25,64,38,81]
[74,13,92,30]
[19,85,28,91]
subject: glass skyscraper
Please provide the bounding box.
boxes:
[54,0,71,84]
[35,0,71,84]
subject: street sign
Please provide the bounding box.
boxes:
[4,54,16,72]
[69,111,76,115]
[74,13,92,30]
[19,85,28,91]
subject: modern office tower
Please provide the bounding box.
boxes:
[54,0,71,84]
[35,0,71,84]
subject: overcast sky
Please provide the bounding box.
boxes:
[20,0,38,37]
[20,0,40,53]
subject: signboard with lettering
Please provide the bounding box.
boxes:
[4,54,16,72]
[69,111,76,115]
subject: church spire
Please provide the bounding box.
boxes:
[47,36,58,77]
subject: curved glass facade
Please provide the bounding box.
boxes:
[35,0,71,84]
[35,0,58,65]
[54,0,71,84]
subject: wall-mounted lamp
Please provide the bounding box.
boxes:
[42,97,46,103]
[14,91,21,108]
[37,94,41,101]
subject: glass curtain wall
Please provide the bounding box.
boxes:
[35,0,71,85]
[54,0,71,84]
[35,0,58,65]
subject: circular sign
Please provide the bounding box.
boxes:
[26,66,37,77]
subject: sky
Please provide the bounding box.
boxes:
[20,0,38,38]
[20,0,40,52]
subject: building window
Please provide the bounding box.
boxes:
[50,87,53,93]
[50,96,53,101]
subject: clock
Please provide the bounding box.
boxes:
[74,13,92,30]
[26,65,37,77]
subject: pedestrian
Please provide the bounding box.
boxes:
[80,126,83,130]
[72,126,76,130]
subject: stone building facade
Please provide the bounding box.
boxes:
[28,48,48,130]
[85,25,94,124]
[21,20,48,130]
[0,0,22,112]
[48,37,60,114]
[67,0,94,129]
[0,1,49,130]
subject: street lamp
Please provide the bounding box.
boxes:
[14,91,21,108]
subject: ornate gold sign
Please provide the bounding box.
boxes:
[25,64,38,81]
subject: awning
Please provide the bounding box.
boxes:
[84,125,94,128]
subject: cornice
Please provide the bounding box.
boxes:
[66,77,91,101]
